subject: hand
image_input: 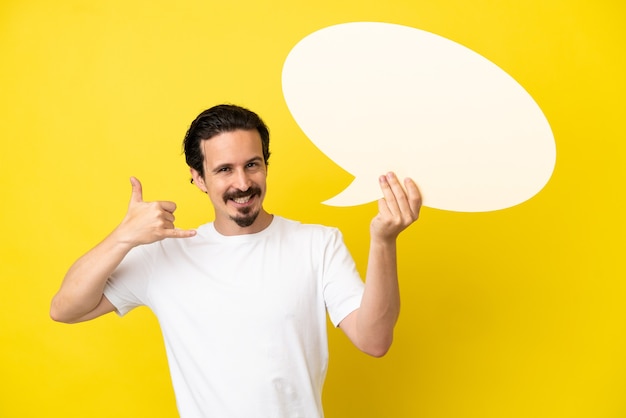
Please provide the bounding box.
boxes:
[370,172,422,241]
[115,177,196,246]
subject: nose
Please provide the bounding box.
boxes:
[233,168,252,191]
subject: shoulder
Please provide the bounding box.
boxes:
[273,216,339,235]
[272,216,344,247]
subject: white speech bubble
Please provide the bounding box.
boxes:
[282,22,556,212]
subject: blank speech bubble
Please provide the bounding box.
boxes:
[282,22,556,212]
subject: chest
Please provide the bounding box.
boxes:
[146,239,324,329]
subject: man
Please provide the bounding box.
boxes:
[51,104,422,417]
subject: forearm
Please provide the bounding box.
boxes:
[342,173,420,356]
[51,177,196,323]
[50,229,132,323]
[356,237,400,356]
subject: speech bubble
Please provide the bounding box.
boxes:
[282,22,556,212]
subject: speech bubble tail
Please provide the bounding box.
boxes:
[322,176,381,207]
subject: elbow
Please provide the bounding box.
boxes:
[50,310,78,325]
[50,309,66,324]
[49,297,75,324]
[359,336,393,358]
[366,344,392,358]
[363,349,389,358]
[49,305,68,324]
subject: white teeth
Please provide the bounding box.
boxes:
[233,196,251,204]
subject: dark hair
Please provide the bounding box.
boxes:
[183,104,270,181]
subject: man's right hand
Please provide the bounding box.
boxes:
[116,177,196,246]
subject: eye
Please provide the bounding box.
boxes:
[217,166,231,173]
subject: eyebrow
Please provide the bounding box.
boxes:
[246,156,264,165]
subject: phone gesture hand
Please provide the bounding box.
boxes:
[117,177,196,247]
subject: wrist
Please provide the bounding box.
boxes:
[108,226,139,252]
[369,235,397,251]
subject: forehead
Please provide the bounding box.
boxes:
[201,129,263,166]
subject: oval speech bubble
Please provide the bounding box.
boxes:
[282,22,556,212]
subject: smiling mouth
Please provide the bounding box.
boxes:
[232,195,252,204]
[224,186,262,205]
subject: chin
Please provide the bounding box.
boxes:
[231,210,260,228]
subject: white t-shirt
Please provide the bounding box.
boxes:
[104,216,365,418]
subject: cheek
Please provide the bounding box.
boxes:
[204,182,222,200]
[255,171,268,186]
[209,184,224,197]
[207,190,225,208]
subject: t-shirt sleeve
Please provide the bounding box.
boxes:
[104,244,154,316]
[322,228,365,327]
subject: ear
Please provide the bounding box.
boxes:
[190,168,208,193]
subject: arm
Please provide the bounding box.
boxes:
[50,177,196,324]
[339,172,422,357]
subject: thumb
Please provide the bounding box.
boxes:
[129,176,143,204]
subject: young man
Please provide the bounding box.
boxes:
[50,104,422,417]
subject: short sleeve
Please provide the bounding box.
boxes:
[104,244,154,316]
[322,228,365,327]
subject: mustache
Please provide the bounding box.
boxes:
[223,186,262,202]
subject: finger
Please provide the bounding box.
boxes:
[380,173,404,215]
[129,176,143,204]
[163,228,197,239]
[377,195,391,219]
[387,173,418,217]
[403,178,423,218]
[162,210,175,224]
[378,175,394,214]
[382,173,421,224]
[159,201,177,214]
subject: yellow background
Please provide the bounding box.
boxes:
[1,0,625,417]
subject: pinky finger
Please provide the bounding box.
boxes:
[170,228,197,239]
[404,178,423,219]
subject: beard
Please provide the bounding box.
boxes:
[230,206,260,227]
[223,186,262,228]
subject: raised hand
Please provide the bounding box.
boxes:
[370,172,422,241]
[116,177,196,246]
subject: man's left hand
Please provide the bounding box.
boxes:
[371,172,422,241]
